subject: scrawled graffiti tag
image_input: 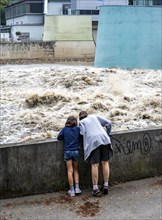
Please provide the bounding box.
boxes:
[111,132,152,155]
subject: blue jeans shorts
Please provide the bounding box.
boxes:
[64,150,79,161]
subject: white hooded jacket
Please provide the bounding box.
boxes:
[79,115,112,161]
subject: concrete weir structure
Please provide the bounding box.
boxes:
[43,15,95,60]
[0,127,162,198]
[0,16,95,63]
[94,6,162,69]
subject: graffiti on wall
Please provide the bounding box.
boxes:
[111,132,152,155]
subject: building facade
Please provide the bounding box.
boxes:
[47,0,71,15]
[2,0,70,42]
[5,0,44,26]
[133,0,162,5]
[71,0,128,21]
[1,0,162,42]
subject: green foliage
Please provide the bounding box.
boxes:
[0,0,9,8]
[16,31,21,35]
[0,0,8,25]
[0,8,5,25]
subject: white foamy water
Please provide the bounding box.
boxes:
[0,63,161,145]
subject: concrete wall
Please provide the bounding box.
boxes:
[43,15,93,41]
[0,42,55,60]
[54,41,95,59]
[0,41,95,62]
[0,127,161,198]
[1,15,96,61]
[94,6,162,69]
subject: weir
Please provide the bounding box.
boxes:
[0,127,162,198]
[94,6,162,69]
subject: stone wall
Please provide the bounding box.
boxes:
[0,41,95,64]
[0,42,55,61]
[0,127,162,198]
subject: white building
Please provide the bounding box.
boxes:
[3,0,70,42]
[4,0,154,42]
[47,0,71,15]
[71,0,128,21]
[133,0,162,5]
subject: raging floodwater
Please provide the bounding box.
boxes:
[0,64,161,145]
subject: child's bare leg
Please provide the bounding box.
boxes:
[73,161,79,184]
[73,160,81,194]
[66,160,74,188]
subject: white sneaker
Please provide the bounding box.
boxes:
[68,189,75,197]
[75,188,81,195]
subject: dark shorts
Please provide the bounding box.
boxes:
[64,150,79,161]
[89,144,113,164]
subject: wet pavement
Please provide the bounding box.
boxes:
[0,175,161,220]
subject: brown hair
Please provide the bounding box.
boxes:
[65,116,77,127]
[79,111,88,120]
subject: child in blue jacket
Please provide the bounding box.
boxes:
[57,116,81,197]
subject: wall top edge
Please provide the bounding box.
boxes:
[0,126,161,149]
[100,5,162,8]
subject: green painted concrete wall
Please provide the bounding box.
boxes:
[95,6,162,69]
[43,15,93,41]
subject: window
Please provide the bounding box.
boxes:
[5,2,43,19]
[153,0,162,5]
[133,0,162,5]
[30,3,43,13]
[20,4,26,15]
[92,10,99,15]
[79,10,99,15]
[5,8,11,19]
[80,10,91,15]
[18,32,30,41]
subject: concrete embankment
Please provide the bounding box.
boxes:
[0,127,162,198]
[0,41,95,65]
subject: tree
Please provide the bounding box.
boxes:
[0,0,9,25]
[0,0,9,8]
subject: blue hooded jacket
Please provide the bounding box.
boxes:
[57,126,80,151]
